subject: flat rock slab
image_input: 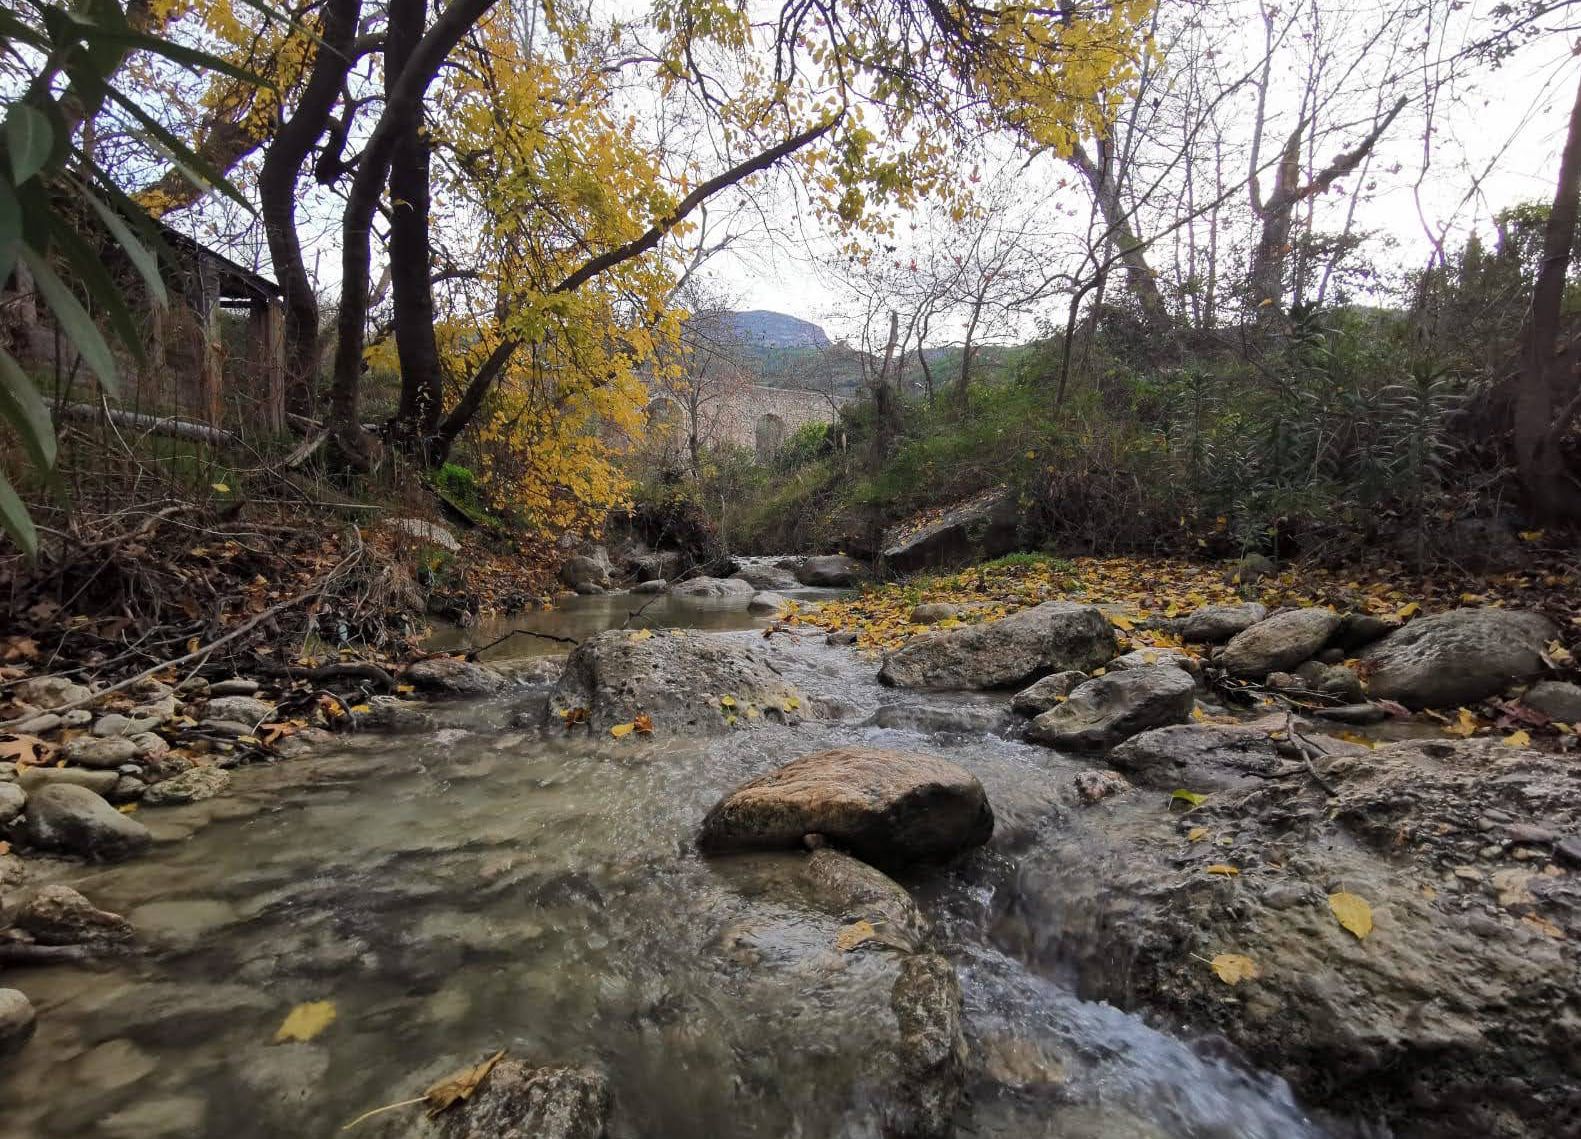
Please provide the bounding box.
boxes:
[698,745,994,866]
[404,657,509,698]
[879,602,1115,691]
[1027,665,1196,751]
[1219,608,1341,679]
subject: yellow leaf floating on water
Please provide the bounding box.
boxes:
[1503,730,1531,747]
[610,722,635,739]
[1210,953,1260,985]
[1170,789,1209,810]
[1328,892,1373,940]
[1445,707,1479,738]
[1187,827,1209,843]
[1205,864,1239,876]
[836,920,877,952]
[274,1000,337,1043]
[424,1049,506,1118]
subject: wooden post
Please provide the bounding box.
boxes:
[254,298,286,433]
[196,258,223,428]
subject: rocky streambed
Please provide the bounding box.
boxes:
[0,596,1577,1138]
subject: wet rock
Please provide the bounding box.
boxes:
[699,746,994,866]
[670,575,754,601]
[24,784,151,859]
[733,563,802,590]
[0,781,24,824]
[270,727,335,760]
[1178,603,1268,644]
[1072,769,1131,803]
[15,676,93,710]
[0,853,26,889]
[826,631,859,646]
[561,553,611,595]
[1009,671,1086,716]
[0,989,35,1057]
[548,629,813,735]
[867,703,1012,736]
[99,1095,206,1139]
[803,848,929,952]
[64,735,140,768]
[1360,608,1557,708]
[12,712,61,735]
[631,578,667,594]
[359,697,437,733]
[632,550,681,582]
[18,765,119,795]
[748,590,791,613]
[1313,703,1389,725]
[1026,666,1196,752]
[203,695,275,724]
[142,765,231,806]
[1104,648,1199,674]
[879,603,1115,691]
[199,718,251,737]
[404,657,508,698]
[91,981,272,1046]
[208,678,260,697]
[110,775,146,803]
[884,953,965,1139]
[1291,660,1365,702]
[129,731,170,760]
[15,884,134,945]
[1523,680,1581,723]
[1107,721,1349,792]
[404,1061,610,1139]
[795,554,868,587]
[1219,608,1342,679]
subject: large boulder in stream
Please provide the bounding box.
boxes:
[1025,666,1196,751]
[733,562,802,591]
[795,555,868,587]
[547,629,813,734]
[881,489,1020,576]
[879,603,1115,691]
[669,576,754,603]
[23,784,151,860]
[1002,735,1581,1139]
[698,746,993,866]
[1358,607,1557,708]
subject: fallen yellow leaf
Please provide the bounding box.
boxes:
[836,920,877,952]
[1205,864,1240,876]
[719,695,737,708]
[1187,827,1209,843]
[1445,707,1479,738]
[610,722,635,738]
[274,1000,337,1043]
[633,713,654,734]
[1503,730,1531,747]
[1210,953,1260,985]
[1328,892,1373,940]
[424,1049,506,1117]
[1394,601,1421,621]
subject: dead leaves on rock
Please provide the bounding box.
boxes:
[422,1049,506,1117]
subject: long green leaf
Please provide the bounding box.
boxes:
[78,184,167,306]
[0,468,37,558]
[5,104,53,184]
[104,88,252,211]
[47,212,146,366]
[0,176,18,284]
[0,350,56,470]
[89,28,276,90]
[20,245,120,394]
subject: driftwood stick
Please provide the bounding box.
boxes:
[58,403,238,445]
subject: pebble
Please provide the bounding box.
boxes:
[0,782,25,824]
[199,719,251,738]
[203,696,273,725]
[207,678,260,697]
[61,709,93,728]
[826,631,859,646]
[92,714,161,738]
[18,766,119,795]
[1508,823,1557,845]
[129,732,170,760]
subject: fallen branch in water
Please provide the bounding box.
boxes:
[461,627,579,660]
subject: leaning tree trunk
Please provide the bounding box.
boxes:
[384,0,446,460]
[259,0,362,423]
[1515,70,1581,523]
[1071,141,1169,329]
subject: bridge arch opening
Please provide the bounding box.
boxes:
[755,412,787,463]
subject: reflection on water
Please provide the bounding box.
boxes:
[0,629,1360,1139]
[425,588,848,661]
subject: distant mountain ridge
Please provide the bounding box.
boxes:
[723,309,831,351]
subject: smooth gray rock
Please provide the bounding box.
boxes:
[403,658,508,698]
[560,554,611,595]
[699,746,994,865]
[1107,720,1362,792]
[1027,666,1196,751]
[1105,648,1199,674]
[879,602,1115,691]
[13,712,61,735]
[207,678,260,697]
[64,735,140,768]
[23,784,152,859]
[18,766,119,795]
[631,578,667,593]
[1179,603,1268,644]
[748,590,791,613]
[1523,680,1581,723]
[795,554,867,587]
[1360,608,1557,709]
[14,677,92,710]
[0,989,35,1058]
[0,781,24,824]
[732,563,802,591]
[670,576,754,602]
[1009,671,1087,716]
[1219,608,1342,679]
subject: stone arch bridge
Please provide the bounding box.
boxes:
[649,383,848,463]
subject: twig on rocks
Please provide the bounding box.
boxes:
[1283,710,1341,797]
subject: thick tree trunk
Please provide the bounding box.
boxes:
[871,310,900,463]
[384,0,446,459]
[955,295,983,408]
[1515,71,1581,523]
[1071,141,1169,328]
[327,0,502,469]
[259,0,362,422]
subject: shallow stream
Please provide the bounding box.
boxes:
[0,602,1381,1138]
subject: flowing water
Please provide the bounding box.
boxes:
[0,604,1377,1139]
